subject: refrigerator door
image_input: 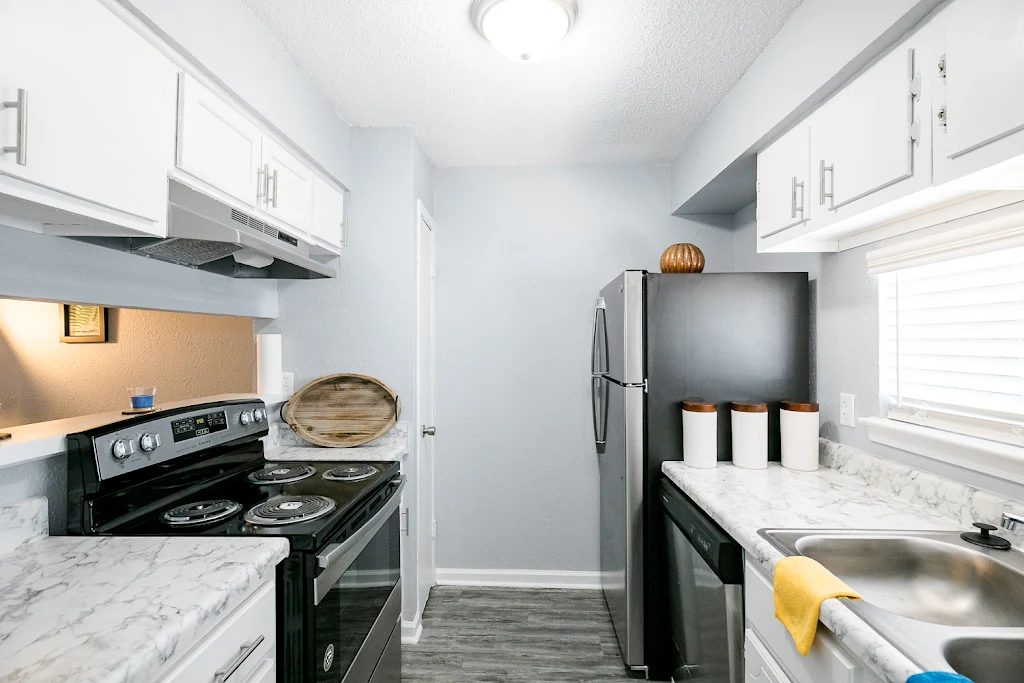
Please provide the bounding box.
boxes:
[599,379,646,669]
[600,271,644,385]
[592,297,608,377]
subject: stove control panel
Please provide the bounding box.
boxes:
[90,400,268,482]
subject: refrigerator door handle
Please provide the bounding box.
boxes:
[592,376,608,452]
[592,298,608,377]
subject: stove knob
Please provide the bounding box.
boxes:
[112,439,137,460]
[253,408,264,423]
[139,433,162,452]
[240,410,253,426]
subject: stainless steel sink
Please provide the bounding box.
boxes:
[759,529,1024,680]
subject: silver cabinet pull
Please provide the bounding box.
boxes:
[819,161,834,207]
[256,165,267,202]
[213,635,264,683]
[790,176,804,219]
[270,169,279,208]
[3,89,28,165]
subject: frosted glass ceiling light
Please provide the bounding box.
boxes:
[472,0,578,62]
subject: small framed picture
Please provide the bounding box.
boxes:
[60,304,108,344]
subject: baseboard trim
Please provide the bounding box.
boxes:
[435,568,601,589]
[401,615,423,645]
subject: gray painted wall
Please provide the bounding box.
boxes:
[670,0,944,214]
[432,164,734,572]
[0,225,278,318]
[732,205,1024,502]
[119,0,353,186]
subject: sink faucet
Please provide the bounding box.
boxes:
[1001,512,1024,532]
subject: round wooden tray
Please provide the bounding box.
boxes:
[283,373,401,448]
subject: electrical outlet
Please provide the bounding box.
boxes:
[282,372,294,395]
[840,393,856,428]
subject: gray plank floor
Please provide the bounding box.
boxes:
[402,587,637,682]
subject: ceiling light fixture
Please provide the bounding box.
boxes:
[472,0,578,63]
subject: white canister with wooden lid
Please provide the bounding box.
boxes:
[781,401,820,471]
[731,402,768,469]
[682,400,717,469]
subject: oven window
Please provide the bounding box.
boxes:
[316,509,400,682]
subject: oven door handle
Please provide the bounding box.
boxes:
[314,476,406,605]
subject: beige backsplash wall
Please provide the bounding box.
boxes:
[0,300,254,428]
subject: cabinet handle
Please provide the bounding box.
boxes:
[790,177,804,219]
[256,165,267,202]
[270,169,279,208]
[213,635,265,683]
[3,89,28,166]
[819,160,834,207]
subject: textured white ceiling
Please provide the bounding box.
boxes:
[240,0,802,167]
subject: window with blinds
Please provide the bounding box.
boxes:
[879,244,1024,447]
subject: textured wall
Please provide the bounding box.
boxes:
[432,164,735,572]
[0,300,254,428]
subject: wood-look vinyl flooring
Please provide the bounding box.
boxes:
[402,587,638,682]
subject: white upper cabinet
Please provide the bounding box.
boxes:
[934,0,1024,185]
[177,74,263,207]
[811,30,932,221]
[0,0,176,234]
[311,173,346,249]
[756,123,811,240]
[260,137,313,232]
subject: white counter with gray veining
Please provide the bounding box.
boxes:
[263,422,409,462]
[0,498,289,683]
[662,439,1024,683]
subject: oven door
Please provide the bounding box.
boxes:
[313,476,405,683]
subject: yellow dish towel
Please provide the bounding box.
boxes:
[773,556,862,656]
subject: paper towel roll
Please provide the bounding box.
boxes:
[256,334,283,394]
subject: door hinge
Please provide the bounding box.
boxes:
[643,378,649,394]
[908,75,922,100]
[755,181,761,194]
[938,105,948,131]
[909,119,921,145]
[938,54,946,79]
[432,519,437,539]
[430,263,436,278]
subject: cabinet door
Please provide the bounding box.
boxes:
[311,173,346,249]
[177,74,263,207]
[936,0,1024,181]
[813,39,929,216]
[756,123,811,239]
[261,137,313,231]
[745,629,793,683]
[243,658,275,683]
[0,0,176,223]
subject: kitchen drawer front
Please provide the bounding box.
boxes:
[157,580,276,683]
[746,629,793,683]
[745,559,874,683]
[244,658,276,683]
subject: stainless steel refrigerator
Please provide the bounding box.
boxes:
[591,270,809,679]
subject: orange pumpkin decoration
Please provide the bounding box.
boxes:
[660,243,705,273]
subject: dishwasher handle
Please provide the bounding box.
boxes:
[661,477,743,584]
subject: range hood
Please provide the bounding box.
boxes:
[73,180,338,279]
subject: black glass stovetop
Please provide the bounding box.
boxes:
[105,458,400,552]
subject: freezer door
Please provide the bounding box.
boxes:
[592,376,608,453]
[599,271,645,385]
[599,380,646,668]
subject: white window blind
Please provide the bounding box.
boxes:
[879,244,1024,447]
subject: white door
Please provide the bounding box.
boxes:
[261,137,313,232]
[756,123,811,239]
[416,206,437,612]
[311,173,346,249]
[811,37,930,217]
[935,0,1024,184]
[0,0,176,223]
[177,74,263,207]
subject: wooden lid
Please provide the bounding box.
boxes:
[781,400,819,413]
[731,401,768,413]
[682,399,717,413]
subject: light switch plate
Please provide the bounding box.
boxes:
[282,372,295,395]
[840,393,855,428]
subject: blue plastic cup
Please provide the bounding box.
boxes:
[128,387,156,410]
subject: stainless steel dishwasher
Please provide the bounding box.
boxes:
[661,478,744,683]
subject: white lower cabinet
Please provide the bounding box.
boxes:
[744,558,881,683]
[157,581,276,683]
[746,629,793,683]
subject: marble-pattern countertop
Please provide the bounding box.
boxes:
[661,439,1024,683]
[263,422,409,462]
[0,498,289,683]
